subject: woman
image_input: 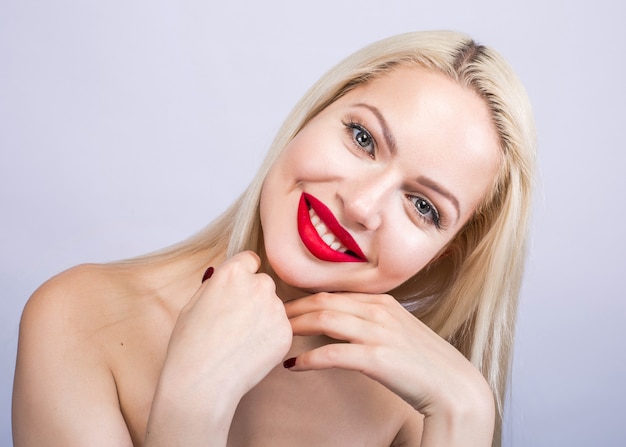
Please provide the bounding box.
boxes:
[13,31,535,446]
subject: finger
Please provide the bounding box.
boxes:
[284,343,431,412]
[285,292,401,323]
[187,251,263,309]
[284,343,386,379]
[185,268,218,308]
[286,292,386,313]
[289,310,381,343]
[223,250,262,274]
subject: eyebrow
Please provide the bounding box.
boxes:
[416,176,461,223]
[353,103,397,155]
[353,102,461,224]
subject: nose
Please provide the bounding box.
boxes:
[338,173,395,231]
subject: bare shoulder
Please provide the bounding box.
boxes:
[392,409,424,447]
[13,264,135,447]
[18,263,132,346]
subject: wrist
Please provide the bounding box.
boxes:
[144,368,242,446]
[420,381,495,446]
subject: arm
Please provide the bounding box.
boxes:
[284,292,495,447]
[14,253,292,447]
[392,411,424,447]
[12,269,134,447]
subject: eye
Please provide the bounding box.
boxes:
[344,121,375,158]
[407,195,442,228]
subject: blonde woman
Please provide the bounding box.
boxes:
[13,31,535,447]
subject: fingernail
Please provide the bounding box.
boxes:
[202,266,214,283]
[283,357,297,369]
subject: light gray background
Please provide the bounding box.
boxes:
[1,1,625,445]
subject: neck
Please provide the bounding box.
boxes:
[257,244,310,303]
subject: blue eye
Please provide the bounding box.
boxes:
[407,195,441,228]
[345,122,375,158]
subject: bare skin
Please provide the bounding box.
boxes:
[13,252,423,446]
[14,68,499,446]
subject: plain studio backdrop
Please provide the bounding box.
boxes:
[1,1,625,445]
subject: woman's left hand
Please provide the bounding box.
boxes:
[283,292,495,446]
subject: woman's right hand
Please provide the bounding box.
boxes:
[144,251,292,446]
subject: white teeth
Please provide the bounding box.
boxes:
[308,207,348,253]
[309,210,321,226]
[315,221,328,234]
[321,233,335,245]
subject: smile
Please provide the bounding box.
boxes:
[297,193,367,262]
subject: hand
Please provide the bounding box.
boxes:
[284,292,495,445]
[165,251,292,399]
[146,251,292,446]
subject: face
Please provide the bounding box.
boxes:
[260,67,501,297]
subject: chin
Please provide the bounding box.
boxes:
[268,254,394,296]
[265,250,328,293]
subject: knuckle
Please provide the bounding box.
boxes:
[369,345,388,367]
[367,304,388,322]
[223,251,260,274]
[379,293,396,306]
[314,310,335,326]
[311,292,332,307]
[271,298,287,318]
[238,250,260,263]
[280,324,293,345]
[219,258,242,277]
[256,273,276,292]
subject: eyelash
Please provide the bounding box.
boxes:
[406,195,442,229]
[342,119,443,230]
[343,120,376,158]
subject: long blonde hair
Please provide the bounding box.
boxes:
[146,31,535,445]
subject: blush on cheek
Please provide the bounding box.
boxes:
[375,250,437,290]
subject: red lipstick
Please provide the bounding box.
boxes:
[297,193,367,262]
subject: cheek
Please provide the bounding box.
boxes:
[375,231,445,288]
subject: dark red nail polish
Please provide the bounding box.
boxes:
[202,266,214,283]
[283,357,297,369]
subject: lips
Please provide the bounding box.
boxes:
[297,193,367,262]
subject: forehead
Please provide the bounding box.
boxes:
[330,66,501,220]
[341,67,497,147]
